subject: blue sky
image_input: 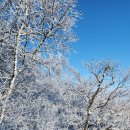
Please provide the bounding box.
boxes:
[70,0,130,75]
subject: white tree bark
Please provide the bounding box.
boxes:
[0,3,29,123]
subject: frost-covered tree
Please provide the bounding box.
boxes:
[0,0,79,126]
[1,1,130,130]
[58,60,130,130]
[77,60,130,130]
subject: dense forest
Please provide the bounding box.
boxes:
[0,0,130,130]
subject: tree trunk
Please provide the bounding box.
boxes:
[0,4,29,123]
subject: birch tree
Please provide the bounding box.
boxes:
[0,0,79,125]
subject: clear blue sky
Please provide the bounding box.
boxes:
[70,0,130,75]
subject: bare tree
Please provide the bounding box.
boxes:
[0,0,79,124]
[80,60,130,130]
[1,1,130,129]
